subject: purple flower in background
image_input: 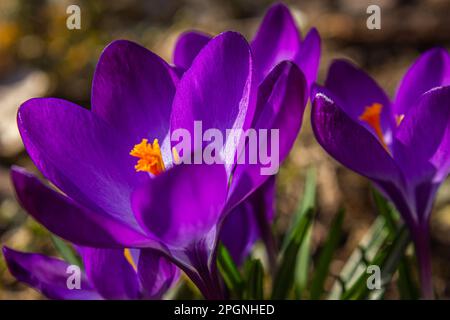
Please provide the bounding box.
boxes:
[3,246,178,300]
[312,48,450,298]
[173,2,320,265]
[174,2,321,88]
[7,30,308,299]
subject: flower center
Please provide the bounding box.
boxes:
[126,140,182,271]
[359,103,388,151]
[130,138,165,175]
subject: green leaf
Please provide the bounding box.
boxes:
[244,259,264,300]
[310,208,344,299]
[397,258,419,300]
[296,168,317,221]
[372,188,399,232]
[368,226,411,299]
[217,244,244,298]
[328,216,387,299]
[372,189,418,300]
[271,208,314,299]
[339,250,386,300]
[341,226,410,300]
[50,234,81,266]
[283,168,316,249]
[295,226,312,299]
[293,169,316,299]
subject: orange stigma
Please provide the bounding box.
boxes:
[359,103,388,151]
[130,138,165,175]
[395,114,405,126]
[124,248,137,271]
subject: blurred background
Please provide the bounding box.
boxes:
[0,0,449,299]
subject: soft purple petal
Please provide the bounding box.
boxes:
[11,167,152,248]
[295,27,321,89]
[92,40,177,166]
[221,176,275,265]
[170,31,255,174]
[137,249,180,299]
[227,61,307,211]
[311,93,403,185]
[18,98,139,226]
[251,3,301,82]
[394,48,450,115]
[3,247,101,300]
[131,164,227,299]
[413,181,440,224]
[173,31,211,70]
[394,86,450,182]
[220,200,259,265]
[393,86,450,220]
[79,247,140,299]
[324,60,395,141]
[131,163,227,247]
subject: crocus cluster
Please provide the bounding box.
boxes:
[3,2,449,301]
[312,48,450,298]
[3,3,318,300]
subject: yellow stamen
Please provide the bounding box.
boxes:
[124,248,137,271]
[395,114,405,126]
[130,138,165,175]
[172,147,181,165]
[359,103,388,151]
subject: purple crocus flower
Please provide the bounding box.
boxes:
[173,2,320,265]
[311,48,450,298]
[8,30,308,299]
[174,2,320,89]
[3,246,178,300]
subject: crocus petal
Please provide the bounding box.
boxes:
[394,86,450,182]
[173,31,211,70]
[137,249,180,299]
[393,86,450,220]
[311,93,402,185]
[131,164,227,299]
[18,98,139,226]
[295,28,321,89]
[11,167,152,248]
[394,48,450,115]
[78,247,140,299]
[131,163,227,247]
[92,40,178,165]
[221,176,275,265]
[3,247,101,300]
[227,61,307,211]
[170,31,255,174]
[251,3,301,82]
[220,200,259,265]
[324,60,395,139]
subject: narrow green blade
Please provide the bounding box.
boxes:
[310,208,344,299]
[372,189,418,300]
[342,226,410,300]
[283,168,316,249]
[295,226,312,298]
[271,208,314,299]
[372,188,399,231]
[328,215,387,299]
[51,234,81,266]
[244,259,264,300]
[217,243,244,298]
[397,258,419,299]
[293,168,316,298]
